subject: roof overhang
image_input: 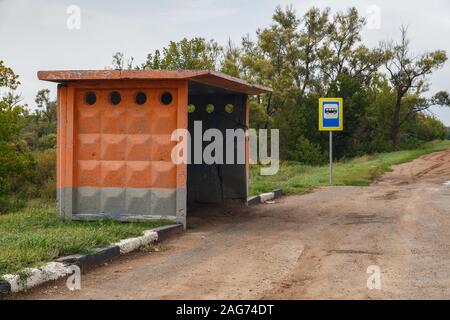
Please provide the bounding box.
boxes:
[37,70,272,95]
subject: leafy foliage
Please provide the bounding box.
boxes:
[124,6,448,164]
[1,6,449,213]
[384,26,448,146]
[0,63,58,212]
[0,62,35,212]
[141,37,221,70]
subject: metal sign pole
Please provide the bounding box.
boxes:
[319,97,342,185]
[329,131,333,185]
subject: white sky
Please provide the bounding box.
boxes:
[0,0,449,125]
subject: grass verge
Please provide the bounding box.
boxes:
[1,140,449,278]
[0,202,171,277]
[249,140,450,196]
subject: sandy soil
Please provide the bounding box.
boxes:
[14,150,450,300]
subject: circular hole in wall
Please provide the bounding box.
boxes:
[135,91,147,105]
[84,92,97,105]
[161,92,173,105]
[206,104,215,114]
[225,104,234,113]
[188,104,196,113]
[109,91,122,105]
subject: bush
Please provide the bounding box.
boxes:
[250,101,273,129]
[288,135,328,165]
[37,133,56,150]
[0,195,26,214]
[40,177,56,200]
[32,148,56,199]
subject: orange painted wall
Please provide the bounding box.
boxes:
[57,80,188,191]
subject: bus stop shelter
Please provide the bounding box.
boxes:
[38,70,272,227]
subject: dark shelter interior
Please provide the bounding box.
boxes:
[187,81,248,205]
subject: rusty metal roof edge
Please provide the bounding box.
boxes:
[37,69,272,94]
[190,70,272,94]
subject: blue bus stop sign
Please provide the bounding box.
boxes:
[319,97,343,185]
[319,98,343,131]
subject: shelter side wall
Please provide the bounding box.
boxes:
[57,80,187,225]
[187,93,248,204]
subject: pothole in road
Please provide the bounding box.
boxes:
[371,190,399,200]
[328,249,382,256]
[344,213,394,225]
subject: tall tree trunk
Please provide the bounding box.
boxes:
[391,94,402,147]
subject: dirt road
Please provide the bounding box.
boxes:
[17,150,450,299]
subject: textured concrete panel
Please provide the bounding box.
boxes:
[77,134,100,161]
[149,95,178,134]
[126,188,153,215]
[127,135,151,161]
[126,109,151,134]
[77,106,101,134]
[150,134,176,162]
[126,162,152,188]
[176,188,187,228]
[101,107,127,134]
[77,160,100,186]
[57,187,73,219]
[68,187,182,219]
[100,134,126,161]
[150,189,177,215]
[100,161,126,186]
[100,187,126,216]
[150,161,177,188]
[64,86,186,223]
[75,187,101,214]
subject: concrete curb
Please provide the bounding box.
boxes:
[153,224,183,241]
[114,230,157,255]
[2,262,73,293]
[0,280,11,299]
[247,189,283,206]
[56,246,121,272]
[0,223,182,298]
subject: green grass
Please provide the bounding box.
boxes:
[0,202,171,277]
[249,140,450,196]
[1,140,449,278]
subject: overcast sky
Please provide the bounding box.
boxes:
[1,0,449,125]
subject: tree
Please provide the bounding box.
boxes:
[238,6,389,158]
[0,61,35,208]
[240,6,330,114]
[317,8,387,95]
[35,89,56,124]
[384,26,448,146]
[0,60,20,89]
[220,39,242,77]
[140,38,221,70]
[20,89,58,150]
[105,6,449,162]
[111,52,135,70]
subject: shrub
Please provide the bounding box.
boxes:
[32,148,56,199]
[40,177,56,200]
[0,195,26,214]
[288,136,327,165]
